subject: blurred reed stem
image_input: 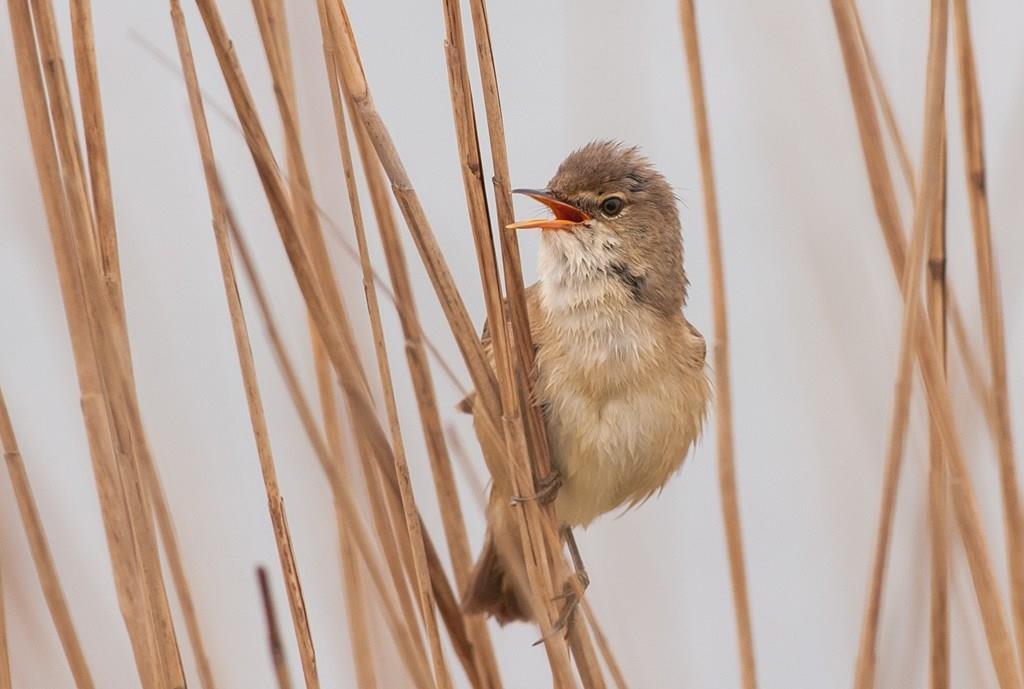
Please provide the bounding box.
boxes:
[950,0,1024,673]
[678,3,757,689]
[258,567,295,689]
[0,386,95,689]
[833,1,1022,688]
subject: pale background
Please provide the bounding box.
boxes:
[1,1,1023,688]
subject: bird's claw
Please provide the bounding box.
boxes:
[531,571,589,647]
[511,469,562,506]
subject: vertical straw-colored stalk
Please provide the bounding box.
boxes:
[832,1,1021,687]
[11,1,182,685]
[677,3,757,689]
[168,4,318,687]
[258,567,295,689]
[851,0,997,445]
[851,7,946,689]
[318,4,579,687]
[950,0,1024,672]
[0,386,95,689]
[926,131,949,689]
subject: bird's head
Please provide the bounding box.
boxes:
[510,140,687,315]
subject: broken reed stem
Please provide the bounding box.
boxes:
[258,567,295,689]
[950,0,1024,672]
[169,4,320,688]
[0,386,95,689]
[227,216,435,689]
[926,131,949,689]
[15,1,184,685]
[850,1,997,438]
[832,2,1022,688]
[677,4,757,689]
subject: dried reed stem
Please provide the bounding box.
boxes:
[950,0,1024,672]
[851,3,945,687]
[926,130,949,689]
[255,2,457,685]
[312,0,432,666]
[0,386,95,689]
[850,1,996,437]
[227,218,435,689]
[72,3,218,686]
[169,5,319,688]
[678,4,757,689]
[13,1,183,684]
[258,567,295,689]
[833,2,1022,687]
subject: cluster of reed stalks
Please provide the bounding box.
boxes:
[0,0,1018,688]
[1,0,753,687]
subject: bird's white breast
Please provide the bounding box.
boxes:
[535,237,708,526]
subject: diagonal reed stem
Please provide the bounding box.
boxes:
[170,4,319,688]
[0,386,95,689]
[678,3,757,689]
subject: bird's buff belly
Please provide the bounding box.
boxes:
[546,387,697,526]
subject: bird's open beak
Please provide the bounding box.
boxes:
[506,189,590,231]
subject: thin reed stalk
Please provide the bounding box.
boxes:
[850,1,996,438]
[950,0,1024,672]
[319,8,579,688]
[227,217,434,689]
[0,386,95,689]
[258,567,295,689]
[169,6,319,687]
[832,2,1021,688]
[678,4,757,689]
[312,8,433,668]
[848,4,943,688]
[926,130,949,689]
[11,1,183,684]
[72,3,218,686]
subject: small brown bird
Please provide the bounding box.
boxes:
[462,141,710,624]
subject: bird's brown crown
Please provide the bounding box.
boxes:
[542,140,688,314]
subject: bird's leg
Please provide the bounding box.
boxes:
[510,468,562,505]
[533,524,589,646]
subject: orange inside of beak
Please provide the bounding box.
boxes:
[506,191,590,231]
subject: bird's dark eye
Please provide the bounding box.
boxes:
[600,196,624,216]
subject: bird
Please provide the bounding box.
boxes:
[461,140,711,625]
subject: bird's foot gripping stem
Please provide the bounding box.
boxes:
[511,469,562,506]
[533,525,589,646]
